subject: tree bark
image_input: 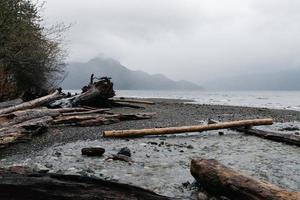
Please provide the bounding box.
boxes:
[103,118,273,138]
[190,158,300,200]
[0,167,172,200]
[0,90,62,115]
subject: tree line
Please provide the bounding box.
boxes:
[0,0,67,100]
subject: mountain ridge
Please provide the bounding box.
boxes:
[62,57,202,90]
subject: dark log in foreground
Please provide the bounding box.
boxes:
[191,158,300,200]
[103,118,273,138]
[0,167,171,200]
[0,90,62,115]
[209,119,300,146]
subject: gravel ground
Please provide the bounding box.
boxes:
[1,99,300,199]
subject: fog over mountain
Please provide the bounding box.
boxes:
[44,0,300,90]
[204,68,300,90]
[62,57,202,90]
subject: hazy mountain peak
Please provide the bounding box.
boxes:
[62,57,202,90]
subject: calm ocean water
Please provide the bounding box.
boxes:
[67,90,300,111]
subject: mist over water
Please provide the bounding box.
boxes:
[66,89,300,111]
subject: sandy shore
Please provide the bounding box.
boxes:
[1,99,300,199]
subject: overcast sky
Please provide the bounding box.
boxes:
[43,0,300,84]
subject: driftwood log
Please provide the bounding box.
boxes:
[209,119,300,147]
[50,77,115,108]
[53,112,156,126]
[191,158,300,200]
[0,166,171,200]
[0,117,50,149]
[103,118,273,138]
[0,90,62,115]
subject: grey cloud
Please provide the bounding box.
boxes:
[43,0,300,85]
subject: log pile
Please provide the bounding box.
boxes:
[0,77,156,149]
[191,158,300,200]
[0,166,171,200]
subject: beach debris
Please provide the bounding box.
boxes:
[209,119,300,147]
[0,166,171,200]
[190,158,300,200]
[279,126,300,131]
[0,90,62,115]
[103,118,273,138]
[81,147,105,157]
[49,76,115,108]
[117,147,131,157]
[0,75,156,149]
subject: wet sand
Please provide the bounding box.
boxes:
[1,99,300,199]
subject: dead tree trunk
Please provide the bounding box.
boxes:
[103,118,273,138]
[0,167,172,200]
[191,158,300,200]
[0,90,62,115]
[50,78,115,108]
[208,119,300,147]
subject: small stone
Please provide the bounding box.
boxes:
[295,132,300,135]
[45,163,53,169]
[179,150,184,153]
[148,141,158,145]
[187,145,194,149]
[182,181,190,188]
[81,147,105,157]
[54,151,62,157]
[117,147,131,157]
[218,131,224,136]
[197,192,208,200]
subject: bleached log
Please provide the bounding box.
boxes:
[0,90,62,115]
[191,158,300,200]
[103,118,273,138]
[0,108,60,127]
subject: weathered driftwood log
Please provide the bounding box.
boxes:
[0,90,62,115]
[0,116,52,148]
[50,78,115,108]
[61,108,111,116]
[0,98,23,109]
[236,127,300,146]
[103,118,273,138]
[209,119,300,146]
[190,158,300,200]
[0,167,172,200]
[0,108,60,127]
[53,112,156,126]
